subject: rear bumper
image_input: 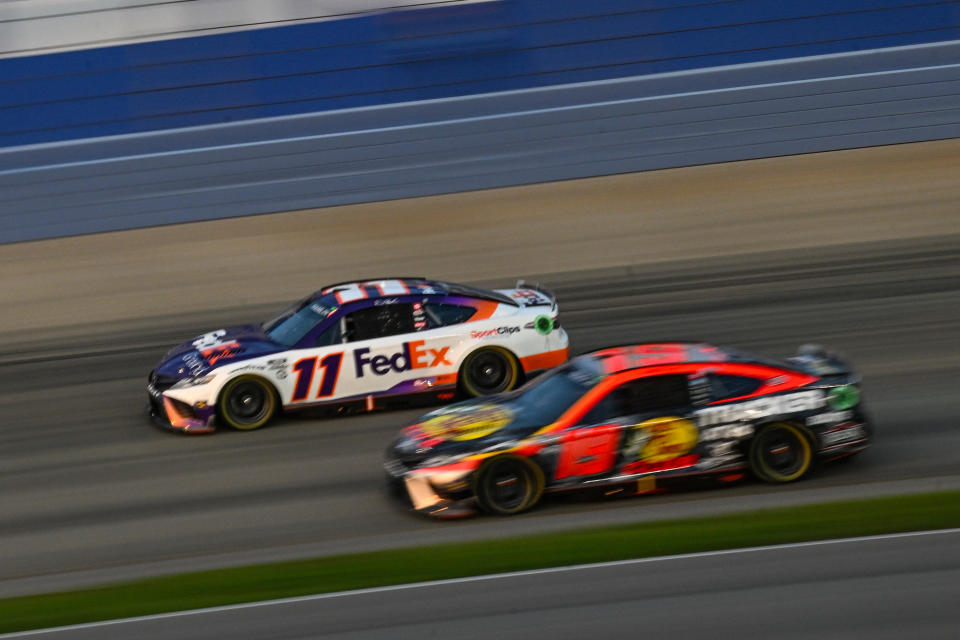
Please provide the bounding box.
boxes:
[520,343,570,376]
[817,421,871,459]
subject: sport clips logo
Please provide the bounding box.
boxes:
[470,326,520,339]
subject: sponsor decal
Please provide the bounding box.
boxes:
[806,410,854,426]
[688,372,711,405]
[231,364,267,373]
[470,326,521,339]
[354,340,451,377]
[191,330,228,350]
[201,341,243,365]
[374,298,400,306]
[695,390,826,427]
[510,289,545,305]
[820,424,867,448]
[828,385,860,410]
[419,404,512,441]
[266,358,288,379]
[623,416,699,463]
[707,441,736,458]
[412,302,427,330]
[183,352,207,376]
[696,446,743,470]
[700,424,755,441]
[622,454,699,475]
[533,315,554,335]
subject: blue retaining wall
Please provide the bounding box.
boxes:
[1,0,959,147]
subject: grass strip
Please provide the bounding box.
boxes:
[3,490,959,633]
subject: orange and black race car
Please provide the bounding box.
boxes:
[384,342,870,517]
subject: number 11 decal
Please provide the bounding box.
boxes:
[291,352,344,402]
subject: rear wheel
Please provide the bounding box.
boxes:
[459,347,520,397]
[474,456,545,515]
[749,422,814,483]
[218,375,278,431]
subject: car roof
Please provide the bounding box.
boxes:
[584,342,795,375]
[316,277,440,298]
[313,278,517,306]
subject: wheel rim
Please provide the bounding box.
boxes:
[482,461,531,511]
[466,351,511,394]
[756,425,810,480]
[225,379,272,427]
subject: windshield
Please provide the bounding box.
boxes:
[499,361,598,435]
[263,296,337,347]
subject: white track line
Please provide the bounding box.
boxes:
[4,527,959,637]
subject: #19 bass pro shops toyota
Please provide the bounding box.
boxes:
[385,342,871,517]
[147,278,569,433]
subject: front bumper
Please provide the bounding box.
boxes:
[147,378,217,434]
[384,454,480,518]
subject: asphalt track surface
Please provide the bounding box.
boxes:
[1,234,959,598]
[0,141,959,599]
[8,531,960,639]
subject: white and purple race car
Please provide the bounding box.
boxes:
[147,278,569,433]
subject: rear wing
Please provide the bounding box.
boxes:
[516,280,558,304]
[493,280,558,310]
[786,344,855,377]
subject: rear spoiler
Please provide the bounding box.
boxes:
[786,344,853,377]
[516,279,558,304]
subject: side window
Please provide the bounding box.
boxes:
[621,375,691,413]
[424,303,477,329]
[709,374,763,401]
[580,387,630,425]
[343,304,414,342]
[314,320,343,347]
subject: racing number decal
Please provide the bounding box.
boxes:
[316,353,343,397]
[366,280,411,296]
[324,280,412,304]
[291,353,344,402]
[291,357,315,402]
[555,425,620,479]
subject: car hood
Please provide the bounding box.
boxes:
[154,325,286,379]
[392,398,538,464]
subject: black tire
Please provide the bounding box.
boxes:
[218,375,278,431]
[459,347,520,397]
[749,422,814,483]
[474,456,544,515]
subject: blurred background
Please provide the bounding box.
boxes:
[0,0,959,633]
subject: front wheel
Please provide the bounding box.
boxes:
[749,422,814,483]
[459,347,520,397]
[218,375,278,431]
[474,456,544,515]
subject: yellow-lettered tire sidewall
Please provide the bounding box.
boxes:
[749,422,814,483]
[218,375,278,431]
[459,347,521,398]
[474,455,545,516]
